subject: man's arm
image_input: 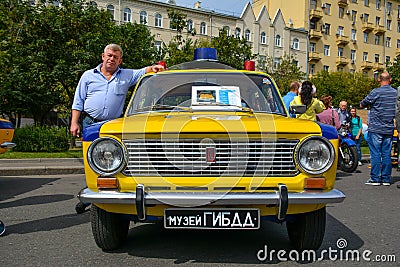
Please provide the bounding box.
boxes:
[395,88,400,137]
[70,110,81,137]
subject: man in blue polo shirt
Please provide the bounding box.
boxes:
[282,81,300,116]
[70,43,164,137]
[360,72,397,186]
[70,44,164,213]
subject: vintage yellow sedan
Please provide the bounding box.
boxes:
[0,118,16,155]
[79,48,345,251]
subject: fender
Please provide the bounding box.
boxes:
[316,122,338,140]
[82,121,108,142]
[340,137,356,147]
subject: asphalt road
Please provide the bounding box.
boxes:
[0,165,399,266]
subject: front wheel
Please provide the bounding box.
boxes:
[91,205,130,251]
[339,144,358,173]
[286,207,326,250]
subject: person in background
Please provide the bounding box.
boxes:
[70,43,165,213]
[337,100,352,127]
[360,72,397,186]
[316,95,341,129]
[349,107,363,166]
[282,81,301,116]
[290,81,324,121]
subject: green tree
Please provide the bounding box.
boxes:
[386,57,400,89]
[310,71,378,107]
[262,54,306,93]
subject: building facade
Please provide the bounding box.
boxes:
[86,0,308,72]
[253,0,400,77]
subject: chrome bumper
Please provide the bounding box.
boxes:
[78,186,345,206]
[0,142,16,149]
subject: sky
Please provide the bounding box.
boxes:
[173,0,252,17]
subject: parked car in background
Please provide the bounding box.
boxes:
[78,48,345,251]
[0,118,16,154]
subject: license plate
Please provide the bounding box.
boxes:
[164,208,260,229]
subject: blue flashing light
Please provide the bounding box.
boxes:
[194,48,218,61]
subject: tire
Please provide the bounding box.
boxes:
[286,207,326,250]
[75,202,89,214]
[90,205,130,251]
[339,144,358,173]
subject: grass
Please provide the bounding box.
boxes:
[0,148,83,159]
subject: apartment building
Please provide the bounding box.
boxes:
[253,0,400,77]
[82,0,308,72]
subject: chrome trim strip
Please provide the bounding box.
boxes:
[0,142,16,149]
[78,188,345,206]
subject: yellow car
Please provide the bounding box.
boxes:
[79,48,345,251]
[0,118,16,154]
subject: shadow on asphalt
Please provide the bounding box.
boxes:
[105,212,363,264]
[0,194,74,209]
[0,177,59,201]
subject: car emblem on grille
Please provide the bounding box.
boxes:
[206,147,216,163]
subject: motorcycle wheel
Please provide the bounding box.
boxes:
[339,143,359,173]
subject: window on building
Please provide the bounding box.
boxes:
[187,20,193,32]
[375,35,380,45]
[275,34,281,46]
[374,72,379,79]
[274,58,281,69]
[338,47,344,57]
[260,32,267,44]
[155,41,162,51]
[350,69,355,74]
[364,0,369,6]
[140,11,147,25]
[324,45,330,56]
[376,0,381,9]
[155,14,162,27]
[310,42,316,52]
[292,38,299,49]
[397,22,400,32]
[388,2,392,14]
[123,8,131,22]
[310,0,317,10]
[374,54,380,62]
[200,22,207,35]
[387,20,391,30]
[339,7,344,18]
[245,29,251,41]
[352,0,357,3]
[376,16,380,25]
[386,56,391,63]
[323,65,329,72]
[310,64,315,75]
[351,50,356,62]
[293,60,299,66]
[310,19,316,30]
[235,27,241,38]
[398,5,400,19]
[223,26,230,36]
[324,23,331,35]
[337,67,343,72]
[352,10,357,23]
[107,5,114,20]
[337,26,344,35]
[364,13,369,23]
[325,4,331,15]
[351,29,357,40]
[363,52,368,61]
[386,37,391,47]
[364,32,369,43]
[397,39,400,48]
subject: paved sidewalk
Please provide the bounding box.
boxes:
[0,158,84,176]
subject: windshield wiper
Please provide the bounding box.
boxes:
[192,102,254,113]
[151,104,192,111]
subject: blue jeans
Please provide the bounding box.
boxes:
[354,137,362,162]
[368,132,393,183]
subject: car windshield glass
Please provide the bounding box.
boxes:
[126,72,286,116]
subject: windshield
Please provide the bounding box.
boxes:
[126,72,286,116]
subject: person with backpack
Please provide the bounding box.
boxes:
[290,81,324,121]
[350,107,363,166]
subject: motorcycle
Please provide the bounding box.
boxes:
[337,124,359,173]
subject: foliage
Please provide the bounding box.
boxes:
[262,54,306,93]
[386,57,400,89]
[310,71,378,108]
[12,125,70,152]
[0,0,157,125]
[163,9,198,66]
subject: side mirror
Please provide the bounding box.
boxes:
[289,105,306,114]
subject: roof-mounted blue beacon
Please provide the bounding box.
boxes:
[194,48,218,61]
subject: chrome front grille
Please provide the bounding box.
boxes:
[122,139,299,177]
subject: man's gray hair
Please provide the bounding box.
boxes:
[104,44,123,58]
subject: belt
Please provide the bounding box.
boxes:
[83,112,104,123]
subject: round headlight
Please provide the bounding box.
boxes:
[87,137,127,176]
[296,136,335,175]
